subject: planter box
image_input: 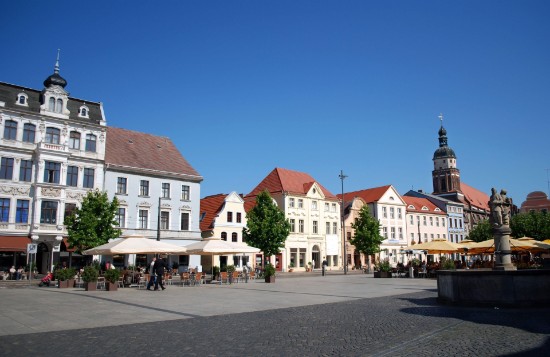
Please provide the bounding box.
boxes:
[58,280,70,288]
[374,271,392,278]
[85,282,97,291]
[265,275,275,283]
[105,282,118,291]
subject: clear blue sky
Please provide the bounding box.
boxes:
[2,1,549,204]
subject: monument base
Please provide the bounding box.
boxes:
[437,269,550,307]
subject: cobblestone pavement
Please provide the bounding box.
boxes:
[1,275,549,356]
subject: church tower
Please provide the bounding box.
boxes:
[432,114,461,195]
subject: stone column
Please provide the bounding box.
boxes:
[493,226,516,271]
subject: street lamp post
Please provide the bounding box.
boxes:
[339,170,348,274]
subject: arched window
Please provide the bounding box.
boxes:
[69,131,81,150]
[79,106,89,118]
[48,97,55,111]
[231,232,238,242]
[56,99,63,113]
[17,93,28,106]
[85,134,96,152]
[3,120,17,140]
[23,123,36,143]
[45,127,60,144]
[221,232,227,241]
[81,108,87,116]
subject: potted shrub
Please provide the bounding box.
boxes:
[56,268,76,288]
[306,262,312,272]
[226,265,236,284]
[264,264,276,283]
[288,262,294,272]
[82,266,99,291]
[103,269,120,291]
[373,260,392,278]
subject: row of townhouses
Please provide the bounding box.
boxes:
[0,60,490,274]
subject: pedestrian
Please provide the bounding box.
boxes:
[322,257,328,276]
[146,257,157,290]
[154,257,167,291]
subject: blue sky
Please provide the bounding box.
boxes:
[2,1,549,204]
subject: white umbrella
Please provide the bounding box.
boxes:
[82,235,187,255]
[184,237,260,277]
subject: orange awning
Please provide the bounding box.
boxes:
[0,236,31,252]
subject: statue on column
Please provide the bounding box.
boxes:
[489,188,503,227]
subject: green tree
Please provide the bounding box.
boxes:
[65,190,121,254]
[350,205,384,273]
[467,219,492,242]
[511,211,550,240]
[242,190,290,263]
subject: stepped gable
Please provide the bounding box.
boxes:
[105,127,201,178]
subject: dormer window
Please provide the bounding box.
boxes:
[47,96,64,113]
[16,93,28,106]
[79,105,89,118]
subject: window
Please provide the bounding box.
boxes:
[431,233,434,240]
[56,98,63,113]
[410,233,415,241]
[16,199,29,223]
[312,220,318,234]
[232,232,238,242]
[0,198,10,222]
[324,203,329,211]
[23,124,35,143]
[391,227,395,239]
[40,201,57,224]
[181,212,190,230]
[48,97,55,111]
[115,208,126,228]
[459,219,463,228]
[236,212,242,223]
[397,208,402,219]
[382,227,387,238]
[289,198,295,208]
[442,219,445,227]
[17,94,27,105]
[162,183,170,198]
[436,217,439,227]
[333,222,337,234]
[347,232,351,240]
[161,211,169,229]
[331,203,336,212]
[117,177,127,194]
[83,168,94,188]
[138,210,148,229]
[17,160,32,182]
[326,222,330,234]
[409,215,414,225]
[382,207,387,218]
[221,232,227,241]
[69,132,80,149]
[3,120,17,140]
[43,161,60,183]
[0,158,14,180]
[181,185,190,200]
[66,166,78,187]
[390,207,394,219]
[429,217,433,226]
[79,106,89,117]
[45,127,60,144]
[85,134,96,152]
[290,219,295,232]
[298,199,303,208]
[299,219,304,233]
[423,216,427,226]
[424,233,428,242]
[140,180,149,196]
[64,203,77,220]
[399,227,403,239]
[227,211,233,222]
[312,201,318,210]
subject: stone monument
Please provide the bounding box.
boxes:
[488,188,516,271]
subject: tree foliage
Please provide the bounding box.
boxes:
[510,211,550,240]
[65,190,121,254]
[242,190,290,259]
[468,219,492,242]
[350,205,384,257]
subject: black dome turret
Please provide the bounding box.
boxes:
[432,120,456,160]
[43,49,67,88]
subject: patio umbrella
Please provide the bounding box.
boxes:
[467,238,550,254]
[404,238,463,254]
[82,235,187,255]
[184,237,260,276]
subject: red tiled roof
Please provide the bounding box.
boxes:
[402,196,445,215]
[105,127,201,179]
[460,182,490,211]
[337,185,392,204]
[243,195,257,213]
[199,194,227,232]
[247,168,337,199]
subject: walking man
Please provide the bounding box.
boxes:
[322,257,328,276]
[146,257,156,290]
[154,257,167,291]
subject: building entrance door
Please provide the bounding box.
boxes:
[312,245,320,269]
